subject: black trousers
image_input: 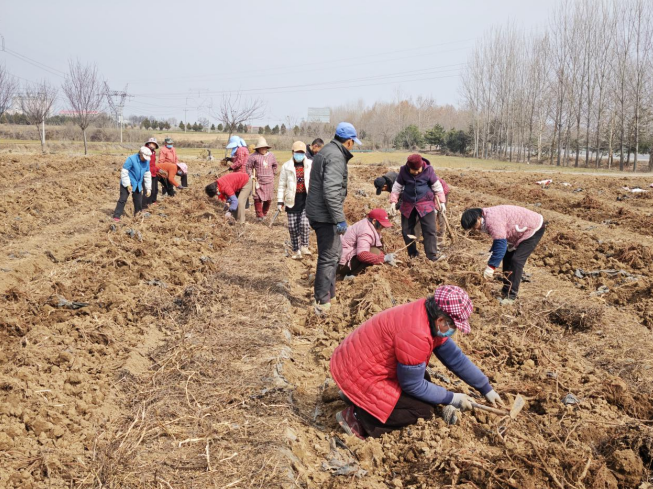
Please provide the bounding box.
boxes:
[160,178,176,197]
[311,221,341,304]
[355,392,434,438]
[401,209,438,260]
[143,175,159,209]
[501,225,546,298]
[113,185,143,219]
[336,247,381,278]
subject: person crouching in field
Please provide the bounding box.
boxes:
[336,208,397,278]
[225,136,249,173]
[176,162,189,188]
[143,137,159,209]
[205,172,252,223]
[461,205,546,305]
[277,141,312,259]
[113,147,152,221]
[247,137,278,220]
[330,285,504,439]
[389,154,446,261]
[158,137,182,197]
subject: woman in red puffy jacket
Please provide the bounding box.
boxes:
[330,285,504,439]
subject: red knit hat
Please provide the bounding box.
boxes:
[406,154,424,171]
[433,285,473,334]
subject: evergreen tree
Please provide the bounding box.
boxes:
[258,127,264,134]
[211,124,216,131]
[217,123,224,132]
[445,128,471,154]
[280,124,287,135]
[424,124,445,150]
[264,125,271,135]
[179,121,185,131]
[394,125,423,149]
[142,118,151,130]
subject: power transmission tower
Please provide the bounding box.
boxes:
[105,83,132,143]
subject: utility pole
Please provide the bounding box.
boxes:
[184,97,191,132]
[105,83,132,143]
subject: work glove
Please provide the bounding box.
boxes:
[383,253,396,264]
[439,202,446,214]
[127,185,132,193]
[450,393,474,412]
[484,389,505,407]
[483,266,495,279]
[146,191,151,198]
[277,203,284,211]
[225,211,233,220]
[336,221,348,235]
[388,203,397,217]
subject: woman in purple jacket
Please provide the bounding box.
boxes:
[389,154,446,261]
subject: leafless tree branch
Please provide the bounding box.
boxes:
[62,59,105,154]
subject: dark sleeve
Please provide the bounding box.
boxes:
[397,362,454,405]
[396,168,405,186]
[428,167,437,186]
[433,340,492,395]
[488,239,508,268]
[322,156,347,223]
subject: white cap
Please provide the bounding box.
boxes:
[139,146,152,161]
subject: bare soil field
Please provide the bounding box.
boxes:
[1,153,652,488]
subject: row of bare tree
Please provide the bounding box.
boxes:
[0,60,104,154]
[462,0,653,171]
[324,96,471,150]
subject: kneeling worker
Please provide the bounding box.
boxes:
[330,285,503,439]
[337,208,397,277]
[205,172,252,223]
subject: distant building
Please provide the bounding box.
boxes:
[5,95,56,117]
[5,96,24,115]
[307,107,330,123]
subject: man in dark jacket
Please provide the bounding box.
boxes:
[306,123,361,314]
[374,170,398,196]
[306,138,324,159]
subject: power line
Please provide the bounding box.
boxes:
[3,49,65,77]
[123,72,461,116]
[132,63,465,99]
[123,38,473,86]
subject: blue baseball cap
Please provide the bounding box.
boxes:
[335,122,362,145]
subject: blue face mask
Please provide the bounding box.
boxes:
[293,153,305,163]
[436,327,456,338]
[166,145,173,149]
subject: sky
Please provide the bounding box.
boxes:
[0,0,553,126]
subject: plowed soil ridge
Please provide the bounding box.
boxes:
[1,155,653,488]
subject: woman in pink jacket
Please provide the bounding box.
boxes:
[336,208,396,278]
[330,285,503,439]
[461,205,545,305]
